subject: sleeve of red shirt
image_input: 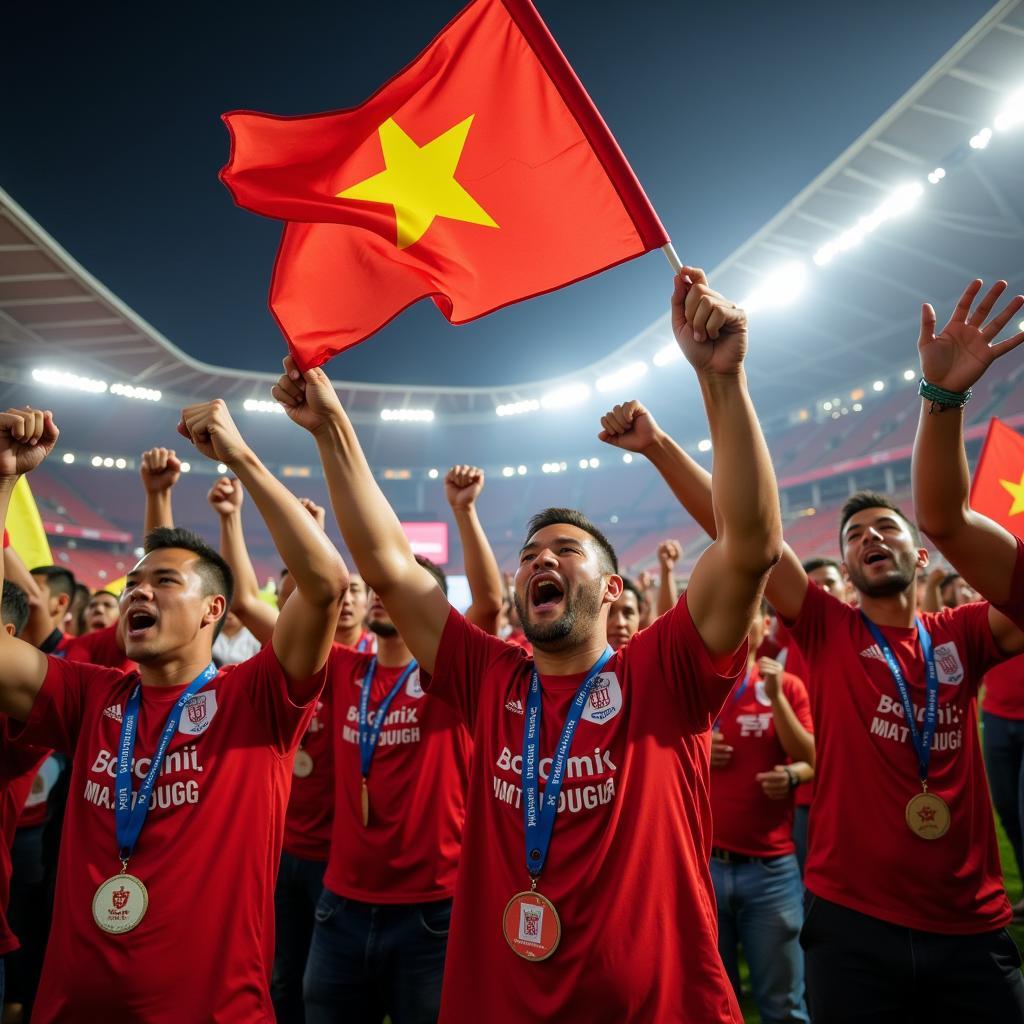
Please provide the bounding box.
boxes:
[930,600,1006,693]
[781,581,835,664]
[229,642,326,755]
[423,606,529,729]
[992,534,1024,630]
[630,590,747,731]
[8,657,121,752]
[782,673,814,735]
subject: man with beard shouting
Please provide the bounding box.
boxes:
[272,266,782,1023]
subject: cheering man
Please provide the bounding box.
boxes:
[0,401,347,1022]
[272,266,782,1023]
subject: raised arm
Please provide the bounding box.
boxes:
[140,447,181,534]
[272,360,450,672]
[599,269,783,656]
[0,408,62,719]
[912,280,1024,600]
[921,567,946,614]
[207,476,278,645]
[656,540,681,617]
[177,400,346,695]
[445,465,502,634]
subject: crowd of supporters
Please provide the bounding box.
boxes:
[0,269,1019,1022]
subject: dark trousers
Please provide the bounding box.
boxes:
[983,710,1024,879]
[6,824,47,1014]
[271,850,327,1024]
[303,889,451,1024]
[801,892,1024,1023]
[792,804,810,876]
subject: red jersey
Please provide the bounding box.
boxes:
[65,623,136,673]
[283,683,334,862]
[323,644,471,903]
[994,534,1024,629]
[789,582,1010,934]
[12,644,322,1023]
[0,726,49,954]
[711,665,812,857]
[504,629,532,655]
[424,594,745,1024]
[982,653,1024,720]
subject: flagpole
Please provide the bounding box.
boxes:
[662,243,682,275]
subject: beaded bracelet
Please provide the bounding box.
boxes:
[918,378,972,412]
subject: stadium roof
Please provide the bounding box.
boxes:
[1,0,1022,457]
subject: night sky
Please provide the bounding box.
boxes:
[2,0,994,387]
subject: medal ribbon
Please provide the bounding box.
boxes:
[115,662,217,861]
[358,658,418,778]
[522,647,614,879]
[860,614,938,783]
[713,666,752,732]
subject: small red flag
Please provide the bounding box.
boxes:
[970,418,1024,539]
[221,0,669,369]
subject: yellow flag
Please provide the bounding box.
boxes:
[8,477,52,570]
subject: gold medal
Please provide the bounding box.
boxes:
[502,890,561,961]
[293,749,314,778]
[93,871,149,934]
[905,789,951,840]
[361,777,370,827]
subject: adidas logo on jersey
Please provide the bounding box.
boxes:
[505,699,524,716]
[860,644,886,663]
[102,704,123,723]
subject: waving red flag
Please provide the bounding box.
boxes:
[970,417,1024,539]
[221,0,669,369]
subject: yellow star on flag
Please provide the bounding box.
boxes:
[337,115,498,249]
[1000,472,1024,517]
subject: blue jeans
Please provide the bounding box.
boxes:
[711,853,809,1024]
[303,889,450,1024]
[272,851,327,1024]
[983,711,1024,879]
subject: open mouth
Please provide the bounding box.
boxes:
[864,549,891,567]
[126,609,157,638]
[529,574,565,613]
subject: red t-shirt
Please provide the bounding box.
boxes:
[65,623,136,674]
[0,726,49,954]
[323,644,471,903]
[789,582,1010,934]
[712,665,812,857]
[994,534,1024,629]
[12,644,322,1023]
[982,653,1024,720]
[425,593,745,1024]
[282,685,334,862]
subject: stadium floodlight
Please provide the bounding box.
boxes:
[742,262,808,312]
[969,127,993,150]
[243,399,285,415]
[517,465,527,476]
[595,361,648,393]
[110,383,162,402]
[540,382,590,410]
[927,167,946,185]
[91,455,103,467]
[622,453,633,464]
[697,439,712,453]
[653,344,682,368]
[180,462,191,473]
[495,399,540,417]
[217,463,228,474]
[814,183,924,267]
[102,457,114,468]
[903,369,917,382]
[852,403,863,413]
[502,466,515,478]
[427,468,439,479]
[995,88,1024,132]
[588,457,600,469]
[114,458,127,469]
[822,401,833,411]
[578,458,589,469]
[62,452,75,465]
[32,368,107,394]
[380,408,435,422]
[872,380,885,392]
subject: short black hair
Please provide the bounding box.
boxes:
[838,491,921,551]
[30,565,76,600]
[940,573,962,591]
[522,508,618,575]
[143,527,234,636]
[619,576,643,603]
[2,581,29,637]
[89,589,119,603]
[802,557,841,575]
[415,555,448,596]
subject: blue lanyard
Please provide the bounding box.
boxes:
[523,647,614,879]
[356,635,370,653]
[115,662,217,862]
[714,666,752,732]
[358,658,417,778]
[860,614,938,783]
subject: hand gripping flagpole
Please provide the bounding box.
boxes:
[662,243,683,275]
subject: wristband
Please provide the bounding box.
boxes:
[783,765,799,789]
[918,378,971,412]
